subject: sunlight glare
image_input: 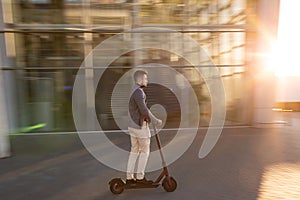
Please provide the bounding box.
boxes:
[268,0,300,77]
[258,163,300,199]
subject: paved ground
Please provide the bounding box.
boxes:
[1,127,300,200]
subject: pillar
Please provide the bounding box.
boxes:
[0,71,11,158]
[252,0,280,126]
[0,0,11,158]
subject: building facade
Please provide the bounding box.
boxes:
[0,0,280,137]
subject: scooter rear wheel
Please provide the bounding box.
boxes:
[162,177,177,192]
[109,178,124,194]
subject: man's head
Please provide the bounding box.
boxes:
[134,70,148,87]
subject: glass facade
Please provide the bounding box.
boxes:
[1,0,255,133]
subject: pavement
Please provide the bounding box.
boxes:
[1,127,300,200]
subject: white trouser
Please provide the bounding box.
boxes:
[127,124,151,180]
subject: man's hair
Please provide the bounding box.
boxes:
[134,70,148,82]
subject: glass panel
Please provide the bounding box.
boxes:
[17,70,77,132]
[4,0,250,133]
[16,32,84,68]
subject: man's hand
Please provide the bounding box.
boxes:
[157,119,163,126]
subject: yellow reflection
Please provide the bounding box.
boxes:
[258,163,300,199]
[268,0,300,77]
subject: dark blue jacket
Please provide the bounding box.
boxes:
[128,84,159,129]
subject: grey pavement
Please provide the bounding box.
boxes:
[1,127,300,200]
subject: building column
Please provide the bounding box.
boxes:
[0,0,11,158]
[252,0,280,126]
[0,71,10,158]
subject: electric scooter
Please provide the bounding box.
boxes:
[109,125,177,194]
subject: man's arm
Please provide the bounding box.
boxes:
[133,89,150,121]
[148,110,161,125]
[133,88,162,125]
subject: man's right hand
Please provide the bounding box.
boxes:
[157,119,163,126]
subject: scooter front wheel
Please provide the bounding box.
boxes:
[162,177,177,192]
[109,178,124,194]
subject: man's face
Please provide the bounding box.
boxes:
[139,74,148,87]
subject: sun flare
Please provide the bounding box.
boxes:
[268,0,300,77]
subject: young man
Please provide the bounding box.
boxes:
[126,69,162,184]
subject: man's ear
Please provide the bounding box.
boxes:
[136,78,141,84]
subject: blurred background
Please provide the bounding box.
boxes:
[2,1,300,199]
[0,0,298,139]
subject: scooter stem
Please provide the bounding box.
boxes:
[153,125,167,168]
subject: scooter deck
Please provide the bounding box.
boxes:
[124,182,160,189]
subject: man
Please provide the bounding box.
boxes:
[126,69,162,184]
